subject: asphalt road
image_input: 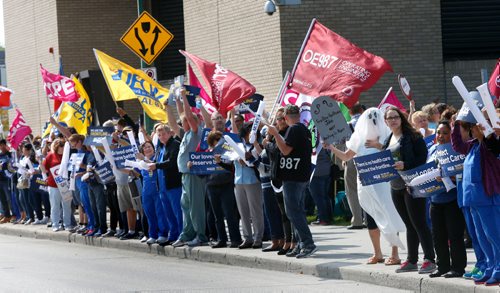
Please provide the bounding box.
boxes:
[0,234,410,292]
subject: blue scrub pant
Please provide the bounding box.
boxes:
[470,206,500,279]
[159,187,183,241]
[142,190,169,239]
[462,207,487,271]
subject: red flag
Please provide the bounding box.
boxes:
[488,58,500,99]
[0,86,13,108]
[378,87,406,113]
[7,109,32,149]
[290,19,393,107]
[180,50,256,118]
[40,64,79,103]
[188,64,212,105]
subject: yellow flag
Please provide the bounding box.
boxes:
[42,77,92,137]
[94,49,168,122]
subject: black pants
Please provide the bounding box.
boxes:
[431,200,466,274]
[392,188,435,264]
[206,184,241,244]
[0,181,12,218]
[105,183,124,231]
[275,191,294,243]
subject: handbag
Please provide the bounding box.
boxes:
[17,177,30,189]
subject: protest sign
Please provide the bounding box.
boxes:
[237,93,264,114]
[311,96,351,145]
[212,137,239,162]
[353,150,399,186]
[185,85,200,107]
[50,165,73,202]
[199,129,241,152]
[95,160,115,184]
[188,152,229,175]
[84,127,114,146]
[424,134,436,149]
[111,146,136,169]
[435,143,466,177]
[399,161,446,198]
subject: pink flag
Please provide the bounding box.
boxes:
[0,86,13,108]
[290,19,392,107]
[40,65,79,102]
[7,109,32,149]
[378,87,406,113]
[488,58,500,100]
[180,50,256,118]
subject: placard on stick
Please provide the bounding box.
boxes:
[311,96,351,145]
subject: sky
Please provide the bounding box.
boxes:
[0,1,4,47]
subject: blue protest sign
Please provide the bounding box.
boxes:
[111,146,136,169]
[95,161,115,184]
[424,134,436,149]
[237,93,264,114]
[189,152,229,175]
[199,130,241,152]
[435,143,466,177]
[185,85,201,107]
[84,126,114,146]
[353,150,399,186]
[398,161,446,198]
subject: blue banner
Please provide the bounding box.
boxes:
[111,146,136,169]
[237,93,264,114]
[84,126,114,146]
[435,143,466,177]
[189,152,229,175]
[95,161,114,184]
[424,134,436,149]
[398,161,446,198]
[353,150,399,186]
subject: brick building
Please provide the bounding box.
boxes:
[4,0,499,134]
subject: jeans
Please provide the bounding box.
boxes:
[88,182,108,233]
[48,187,73,228]
[206,184,241,244]
[262,185,284,240]
[77,178,95,229]
[0,181,11,218]
[309,175,333,223]
[19,189,35,220]
[282,181,314,248]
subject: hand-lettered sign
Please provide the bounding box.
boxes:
[311,96,352,145]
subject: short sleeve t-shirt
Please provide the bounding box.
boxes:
[278,123,312,182]
[177,127,202,174]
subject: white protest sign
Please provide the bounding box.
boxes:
[50,165,73,202]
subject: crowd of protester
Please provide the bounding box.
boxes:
[0,87,498,285]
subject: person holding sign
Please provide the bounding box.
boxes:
[42,138,74,232]
[451,109,500,286]
[267,105,317,258]
[326,107,404,265]
[427,121,466,278]
[380,107,436,274]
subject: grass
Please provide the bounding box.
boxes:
[307,215,351,226]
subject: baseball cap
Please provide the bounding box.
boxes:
[456,91,484,124]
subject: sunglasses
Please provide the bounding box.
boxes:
[385,116,400,121]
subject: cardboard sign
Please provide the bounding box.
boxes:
[84,127,114,146]
[353,150,399,186]
[49,165,73,202]
[95,160,115,184]
[68,153,85,170]
[238,93,264,114]
[111,146,136,169]
[311,96,352,145]
[188,152,229,175]
[435,143,466,177]
[398,74,412,100]
[399,161,446,198]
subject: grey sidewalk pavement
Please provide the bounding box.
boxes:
[0,223,497,293]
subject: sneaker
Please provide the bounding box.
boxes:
[463,267,481,279]
[146,238,157,245]
[187,237,207,247]
[396,261,419,273]
[93,230,102,237]
[286,246,301,257]
[156,236,169,245]
[311,220,329,226]
[296,245,318,259]
[102,230,116,238]
[40,217,49,224]
[471,270,484,280]
[484,277,500,286]
[24,218,33,225]
[84,229,95,236]
[172,239,187,248]
[119,232,138,240]
[140,236,148,243]
[474,275,490,285]
[418,260,437,274]
[32,219,43,225]
[65,226,77,233]
[52,226,62,232]
[47,221,52,228]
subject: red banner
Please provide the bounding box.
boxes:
[40,65,79,103]
[488,58,500,99]
[0,86,13,108]
[290,19,392,107]
[7,109,32,149]
[180,50,255,118]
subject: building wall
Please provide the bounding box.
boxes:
[4,0,59,134]
[183,0,284,113]
[279,0,445,109]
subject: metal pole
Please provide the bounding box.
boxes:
[289,18,316,87]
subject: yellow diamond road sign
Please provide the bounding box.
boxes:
[121,11,174,65]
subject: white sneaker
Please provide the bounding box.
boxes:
[41,217,49,224]
[32,219,43,225]
[140,236,148,243]
[157,236,168,244]
[146,238,157,245]
[24,219,33,225]
[52,226,62,232]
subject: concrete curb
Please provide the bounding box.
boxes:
[1,225,497,293]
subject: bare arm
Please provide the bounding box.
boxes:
[200,101,213,129]
[230,109,238,134]
[49,117,72,139]
[182,89,198,132]
[325,144,356,162]
[165,104,181,138]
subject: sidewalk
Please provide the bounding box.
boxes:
[0,223,496,293]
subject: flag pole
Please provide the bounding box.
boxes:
[378,87,393,108]
[289,18,316,87]
[269,71,290,125]
[40,64,54,116]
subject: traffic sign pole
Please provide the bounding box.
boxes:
[137,0,154,134]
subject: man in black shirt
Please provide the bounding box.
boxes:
[267,105,317,258]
